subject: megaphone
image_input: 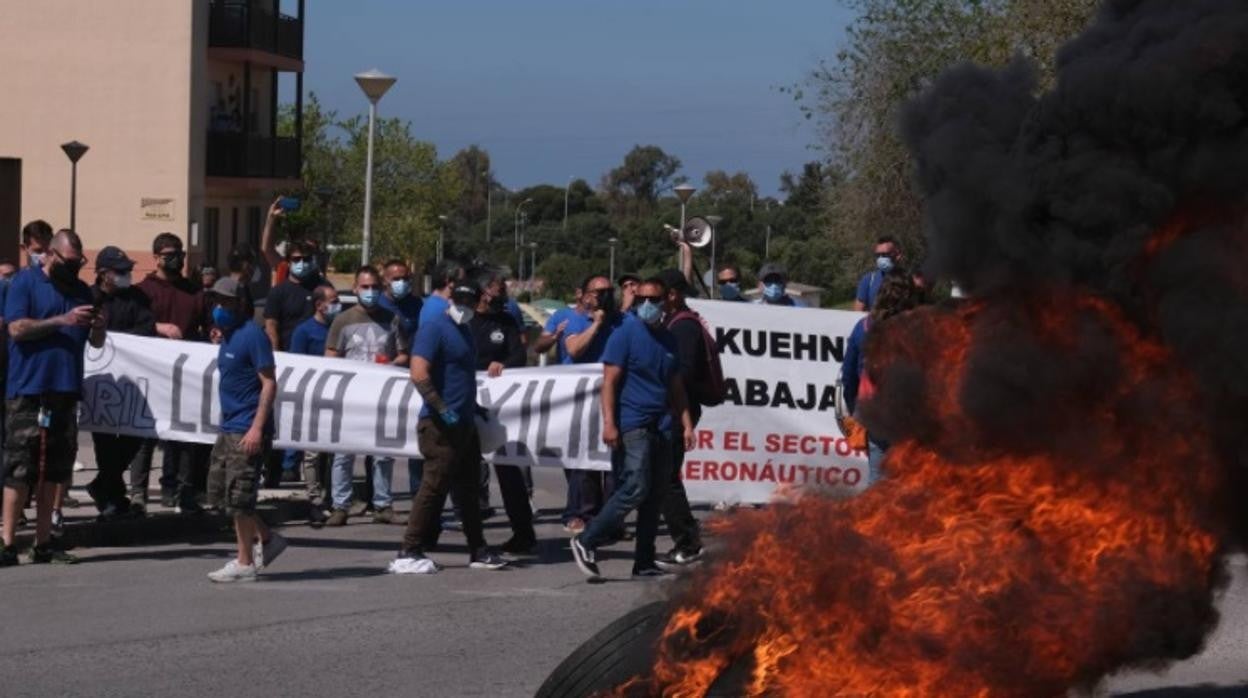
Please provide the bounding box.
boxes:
[664,216,713,248]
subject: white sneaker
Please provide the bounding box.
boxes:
[207,559,257,583]
[255,532,288,569]
[388,554,439,575]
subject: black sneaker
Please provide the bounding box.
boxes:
[632,564,672,579]
[570,536,600,580]
[657,546,705,570]
[469,547,509,571]
[0,545,19,567]
[160,493,178,508]
[29,543,78,565]
[500,536,537,555]
[129,500,148,518]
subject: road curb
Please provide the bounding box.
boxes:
[17,495,312,549]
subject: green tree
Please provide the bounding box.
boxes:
[449,145,494,224]
[699,170,758,209]
[601,145,685,215]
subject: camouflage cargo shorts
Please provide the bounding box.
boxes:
[206,432,270,515]
[4,394,79,488]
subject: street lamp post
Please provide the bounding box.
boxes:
[485,175,492,243]
[607,237,618,283]
[527,242,538,293]
[437,214,449,263]
[60,141,89,232]
[705,216,722,299]
[354,69,397,266]
[514,197,532,279]
[562,176,573,232]
[673,183,696,267]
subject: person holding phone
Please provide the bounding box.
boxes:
[1,230,105,566]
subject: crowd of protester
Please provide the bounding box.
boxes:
[0,206,925,580]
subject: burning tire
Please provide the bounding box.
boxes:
[536,602,668,698]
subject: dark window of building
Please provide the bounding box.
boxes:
[204,207,221,268]
[230,206,239,249]
[247,206,261,249]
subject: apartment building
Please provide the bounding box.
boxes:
[0,0,305,279]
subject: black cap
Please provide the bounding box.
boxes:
[450,281,481,305]
[759,262,788,283]
[616,272,641,286]
[96,246,135,273]
[655,268,690,295]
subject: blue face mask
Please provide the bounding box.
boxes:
[390,279,411,299]
[719,282,741,300]
[763,282,786,301]
[636,300,662,325]
[358,289,379,308]
[212,306,238,329]
[876,255,896,273]
[290,260,315,279]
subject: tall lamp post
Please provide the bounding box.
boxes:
[562,176,573,232]
[437,214,449,263]
[607,237,618,283]
[527,241,538,293]
[706,215,722,298]
[60,140,89,232]
[354,69,396,266]
[673,183,696,267]
[513,197,532,279]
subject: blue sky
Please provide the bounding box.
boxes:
[300,1,856,196]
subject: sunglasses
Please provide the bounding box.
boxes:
[718,277,740,284]
[289,255,308,263]
[635,294,663,304]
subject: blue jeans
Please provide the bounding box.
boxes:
[867,436,889,485]
[282,449,302,472]
[330,454,393,510]
[578,428,672,568]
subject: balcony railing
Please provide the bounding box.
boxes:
[209,0,303,61]
[207,132,300,180]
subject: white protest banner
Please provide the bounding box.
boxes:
[81,334,612,471]
[80,301,866,503]
[683,300,867,503]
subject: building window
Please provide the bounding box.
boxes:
[204,207,221,268]
[230,206,239,249]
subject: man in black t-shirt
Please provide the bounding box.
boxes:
[468,269,535,553]
[654,269,707,567]
[263,240,331,351]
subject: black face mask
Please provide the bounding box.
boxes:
[161,252,185,273]
[51,260,82,285]
[596,289,616,315]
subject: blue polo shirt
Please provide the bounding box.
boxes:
[543,307,574,363]
[289,315,329,357]
[412,313,477,419]
[601,314,678,432]
[505,297,525,328]
[856,270,885,310]
[419,293,449,326]
[4,268,93,399]
[559,309,622,365]
[381,292,423,339]
[218,321,276,434]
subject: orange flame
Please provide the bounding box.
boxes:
[617,291,1225,697]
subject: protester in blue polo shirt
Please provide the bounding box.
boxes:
[204,278,288,583]
[1,229,105,566]
[408,259,465,499]
[571,277,695,581]
[391,276,506,574]
[380,259,422,347]
[854,236,905,312]
[288,285,338,522]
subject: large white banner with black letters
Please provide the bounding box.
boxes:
[80,301,866,503]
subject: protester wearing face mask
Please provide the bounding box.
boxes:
[137,232,211,514]
[263,239,329,352]
[854,236,904,312]
[203,278,287,582]
[715,264,748,302]
[560,275,627,534]
[571,277,695,581]
[323,266,409,527]
[616,273,640,313]
[755,263,807,308]
[288,285,339,522]
[467,268,535,554]
[380,259,422,360]
[19,220,52,271]
[2,229,106,566]
[393,278,508,574]
[87,247,156,520]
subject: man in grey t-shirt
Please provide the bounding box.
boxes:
[324,266,409,526]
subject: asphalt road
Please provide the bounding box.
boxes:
[0,437,1244,697]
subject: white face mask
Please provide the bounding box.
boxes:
[113,272,132,289]
[447,304,474,326]
[324,302,343,319]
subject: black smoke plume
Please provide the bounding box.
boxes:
[895,0,1248,541]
